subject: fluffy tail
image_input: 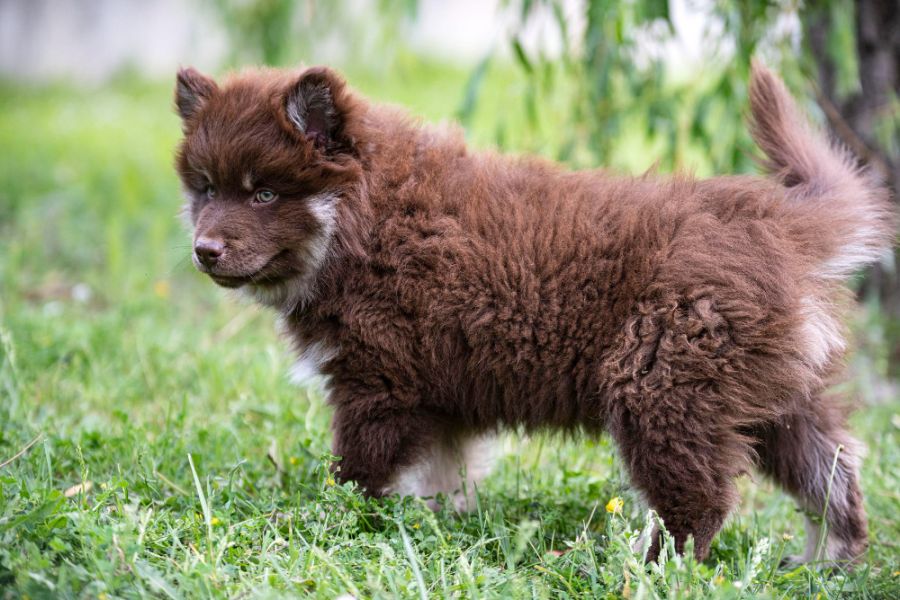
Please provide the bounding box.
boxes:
[748,61,895,280]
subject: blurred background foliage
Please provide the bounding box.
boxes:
[208,0,419,67]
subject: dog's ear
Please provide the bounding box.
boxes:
[284,67,351,153]
[175,67,217,121]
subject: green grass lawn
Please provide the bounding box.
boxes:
[1,61,899,598]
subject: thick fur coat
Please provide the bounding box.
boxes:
[174,62,895,563]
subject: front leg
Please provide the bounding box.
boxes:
[330,397,495,508]
[330,399,439,497]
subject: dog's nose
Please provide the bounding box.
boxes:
[194,237,225,267]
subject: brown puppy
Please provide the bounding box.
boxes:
[174,62,894,563]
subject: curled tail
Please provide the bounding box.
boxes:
[748,61,895,280]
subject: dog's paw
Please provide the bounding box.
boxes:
[780,554,805,569]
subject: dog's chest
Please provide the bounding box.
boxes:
[289,339,338,385]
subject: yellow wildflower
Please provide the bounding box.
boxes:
[153,279,170,299]
[605,497,624,514]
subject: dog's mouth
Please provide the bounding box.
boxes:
[198,251,291,289]
[209,273,254,288]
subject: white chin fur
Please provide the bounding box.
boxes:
[242,191,338,313]
[244,277,312,312]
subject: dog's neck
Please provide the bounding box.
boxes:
[262,107,466,320]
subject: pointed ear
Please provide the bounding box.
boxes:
[175,67,217,121]
[284,67,349,152]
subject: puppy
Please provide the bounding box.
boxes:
[174,62,894,563]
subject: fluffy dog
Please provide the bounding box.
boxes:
[174,62,894,563]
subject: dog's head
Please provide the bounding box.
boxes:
[174,66,361,309]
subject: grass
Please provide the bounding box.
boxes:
[1,58,899,599]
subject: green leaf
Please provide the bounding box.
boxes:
[457,54,492,126]
[0,493,65,533]
[512,37,534,75]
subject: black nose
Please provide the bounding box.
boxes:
[194,237,225,268]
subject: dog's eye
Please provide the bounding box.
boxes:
[204,184,217,199]
[254,189,278,204]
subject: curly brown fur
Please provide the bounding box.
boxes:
[174,62,895,564]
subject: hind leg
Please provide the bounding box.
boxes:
[755,401,868,565]
[610,402,749,561]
